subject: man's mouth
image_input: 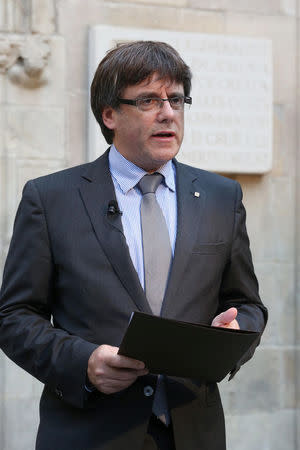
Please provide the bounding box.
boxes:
[152,131,175,138]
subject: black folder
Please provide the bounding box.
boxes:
[118,312,260,382]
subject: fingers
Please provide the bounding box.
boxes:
[98,378,137,395]
[104,346,146,371]
[211,307,240,329]
[93,368,148,395]
[87,344,149,395]
[219,307,238,324]
[92,344,145,370]
[96,364,148,382]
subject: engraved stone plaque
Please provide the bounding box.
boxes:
[88,26,272,173]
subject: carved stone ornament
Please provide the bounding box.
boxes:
[0,35,50,88]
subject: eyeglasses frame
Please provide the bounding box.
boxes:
[117,95,192,111]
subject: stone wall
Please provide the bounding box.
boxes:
[0,2,65,449]
[0,1,299,449]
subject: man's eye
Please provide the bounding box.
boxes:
[140,98,154,105]
[170,97,182,105]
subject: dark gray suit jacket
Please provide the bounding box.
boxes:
[0,150,267,450]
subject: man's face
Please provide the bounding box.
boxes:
[102,74,185,172]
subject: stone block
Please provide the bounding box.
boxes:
[2,354,43,401]
[4,1,14,32]
[0,155,6,233]
[219,348,280,414]
[176,7,225,33]
[116,0,187,5]
[253,262,294,346]
[225,410,296,450]
[3,108,66,233]
[188,0,296,16]
[297,284,300,344]
[273,102,297,178]
[0,2,5,31]
[282,349,296,408]
[3,357,38,399]
[3,397,39,450]
[58,0,225,93]
[15,159,67,189]
[0,105,4,154]
[6,36,65,106]
[238,175,295,263]
[6,106,65,160]
[0,356,5,450]
[224,13,297,105]
[32,0,56,34]
[0,414,3,450]
[297,349,300,407]
[1,240,10,275]
[269,409,296,450]
[297,409,300,446]
[0,73,5,104]
[0,424,3,450]
[4,156,66,237]
[32,377,44,397]
[67,92,88,165]
[13,0,31,33]
[225,412,271,450]
[279,0,297,15]
[0,353,5,397]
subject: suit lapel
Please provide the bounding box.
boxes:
[161,161,206,316]
[79,151,151,314]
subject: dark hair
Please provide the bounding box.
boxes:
[90,41,192,144]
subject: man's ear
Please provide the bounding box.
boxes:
[102,106,117,130]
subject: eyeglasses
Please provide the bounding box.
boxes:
[117,96,192,112]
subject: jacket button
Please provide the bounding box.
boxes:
[144,386,154,397]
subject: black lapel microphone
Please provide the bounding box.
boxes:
[107,200,122,216]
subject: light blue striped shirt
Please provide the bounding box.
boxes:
[109,145,177,289]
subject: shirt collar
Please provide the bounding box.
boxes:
[109,144,176,195]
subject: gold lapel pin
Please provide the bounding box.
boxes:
[194,192,200,197]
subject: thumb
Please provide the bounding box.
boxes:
[212,307,238,327]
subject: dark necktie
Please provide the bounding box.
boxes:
[138,173,171,426]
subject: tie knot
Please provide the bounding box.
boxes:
[138,173,163,195]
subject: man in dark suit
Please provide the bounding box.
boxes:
[0,41,267,450]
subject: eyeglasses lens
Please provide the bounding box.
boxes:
[137,97,187,111]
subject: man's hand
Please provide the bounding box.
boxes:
[87,344,149,394]
[211,307,240,330]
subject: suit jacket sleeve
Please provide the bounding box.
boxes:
[0,180,98,408]
[218,181,267,375]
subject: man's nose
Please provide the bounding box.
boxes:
[157,100,175,120]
